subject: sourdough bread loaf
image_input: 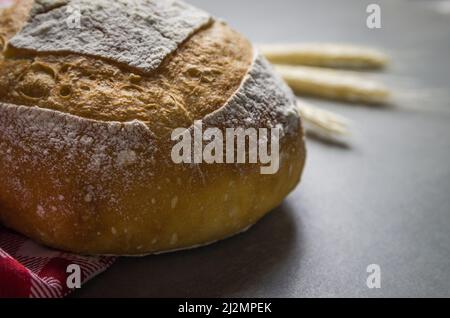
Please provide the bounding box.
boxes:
[0,0,306,255]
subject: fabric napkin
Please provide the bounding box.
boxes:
[0,226,116,298]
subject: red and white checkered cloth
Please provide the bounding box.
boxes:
[0,227,116,298]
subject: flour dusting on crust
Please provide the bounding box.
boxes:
[0,103,157,215]
[203,53,301,137]
[9,0,212,73]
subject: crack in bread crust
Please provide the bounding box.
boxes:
[0,16,253,136]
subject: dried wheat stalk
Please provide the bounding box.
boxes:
[276,64,390,105]
[260,43,388,69]
[296,101,350,138]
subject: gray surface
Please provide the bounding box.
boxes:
[75,0,450,297]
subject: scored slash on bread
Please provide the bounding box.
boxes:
[0,21,255,130]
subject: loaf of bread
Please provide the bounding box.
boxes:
[0,0,306,255]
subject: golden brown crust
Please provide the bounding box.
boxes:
[1,18,253,136]
[0,131,305,255]
[0,0,306,255]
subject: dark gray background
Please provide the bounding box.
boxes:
[75,0,450,297]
